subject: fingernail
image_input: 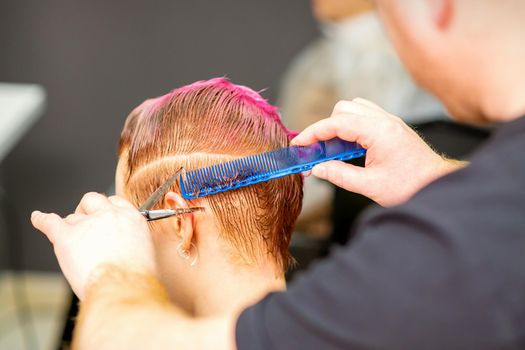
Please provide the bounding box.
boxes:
[312,165,326,178]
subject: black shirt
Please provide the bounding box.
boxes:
[236,116,525,349]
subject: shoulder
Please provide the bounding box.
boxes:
[357,129,525,308]
[235,122,525,350]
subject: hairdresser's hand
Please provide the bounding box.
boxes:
[292,98,463,207]
[31,193,156,299]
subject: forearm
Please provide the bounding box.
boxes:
[72,265,236,350]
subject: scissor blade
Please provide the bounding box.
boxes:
[138,167,183,211]
[140,207,205,221]
[141,209,176,221]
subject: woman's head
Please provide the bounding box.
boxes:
[116,78,303,275]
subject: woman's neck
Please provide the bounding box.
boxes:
[191,260,286,317]
[156,217,288,318]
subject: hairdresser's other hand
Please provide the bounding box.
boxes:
[292,98,463,207]
[31,193,155,299]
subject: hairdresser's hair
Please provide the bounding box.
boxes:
[118,78,303,271]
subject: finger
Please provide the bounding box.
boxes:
[108,195,136,210]
[332,99,378,117]
[301,170,312,177]
[31,211,66,244]
[291,118,345,146]
[293,98,386,146]
[352,97,385,112]
[292,114,374,148]
[311,160,371,196]
[75,202,86,214]
[64,213,85,225]
[77,192,111,214]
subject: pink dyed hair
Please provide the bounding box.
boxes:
[118,78,303,271]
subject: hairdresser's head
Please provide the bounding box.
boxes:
[375,0,525,123]
[116,78,302,307]
[311,0,373,22]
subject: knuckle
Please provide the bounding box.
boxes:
[331,114,348,129]
[81,191,99,203]
[333,117,347,132]
[333,100,352,113]
[98,210,114,220]
[383,116,405,135]
[391,114,405,125]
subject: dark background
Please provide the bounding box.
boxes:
[0,0,317,271]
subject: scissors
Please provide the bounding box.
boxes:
[138,167,205,221]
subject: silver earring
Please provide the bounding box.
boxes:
[176,242,198,266]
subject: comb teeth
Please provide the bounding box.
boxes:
[180,138,366,199]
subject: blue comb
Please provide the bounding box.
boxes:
[180,138,366,199]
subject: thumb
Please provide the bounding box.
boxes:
[312,160,370,196]
[31,211,65,244]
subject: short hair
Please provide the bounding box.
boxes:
[118,78,303,271]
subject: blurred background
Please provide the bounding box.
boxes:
[0,1,316,348]
[0,0,317,272]
[0,0,489,349]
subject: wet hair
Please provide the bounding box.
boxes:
[118,78,303,271]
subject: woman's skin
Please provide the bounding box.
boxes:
[115,158,286,318]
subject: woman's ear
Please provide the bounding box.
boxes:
[164,191,195,251]
[430,0,453,29]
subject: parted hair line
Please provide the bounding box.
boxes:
[118,78,303,271]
